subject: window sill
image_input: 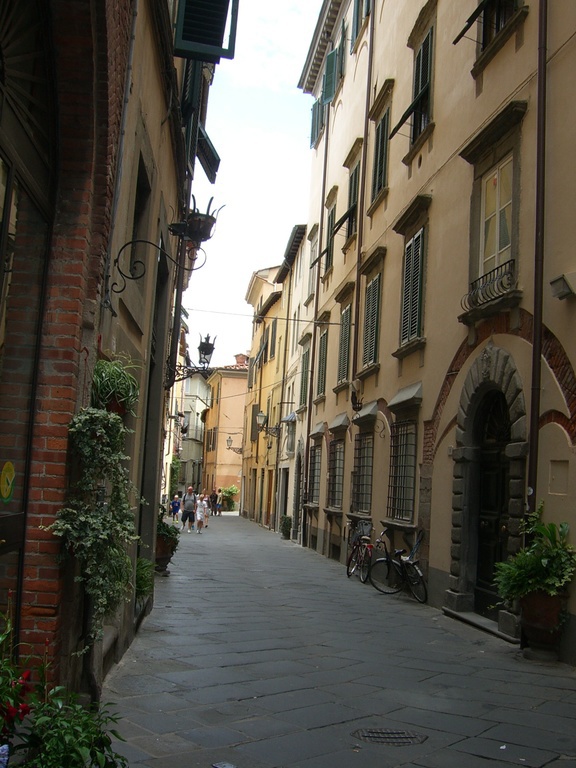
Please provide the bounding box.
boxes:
[303,292,315,307]
[367,187,389,218]
[377,517,417,533]
[332,380,349,394]
[324,507,343,517]
[313,394,326,406]
[357,362,380,381]
[303,503,319,512]
[321,266,334,283]
[295,405,307,415]
[342,232,357,253]
[346,512,372,523]
[402,122,435,167]
[392,337,426,360]
[471,7,530,80]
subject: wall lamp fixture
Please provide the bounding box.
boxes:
[550,272,576,300]
[173,334,217,382]
[226,436,243,454]
[102,198,223,313]
[256,411,281,438]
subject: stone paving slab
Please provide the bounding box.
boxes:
[102,514,576,767]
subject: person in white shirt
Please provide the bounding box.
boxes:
[195,493,207,533]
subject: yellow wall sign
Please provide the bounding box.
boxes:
[1,461,15,503]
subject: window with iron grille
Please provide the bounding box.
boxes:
[316,330,328,397]
[328,439,345,508]
[372,109,389,201]
[387,420,417,521]
[400,228,424,345]
[308,444,321,503]
[299,347,310,407]
[362,273,380,367]
[351,433,373,514]
[337,304,351,383]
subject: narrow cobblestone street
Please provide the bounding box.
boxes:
[103,514,576,768]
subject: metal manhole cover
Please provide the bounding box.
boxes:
[352,728,428,746]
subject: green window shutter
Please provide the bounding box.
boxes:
[325,207,335,271]
[299,348,310,406]
[348,164,359,238]
[371,109,389,201]
[338,20,347,78]
[401,228,424,344]
[351,0,361,48]
[270,318,277,359]
[317,331,328,397]
[322,49,338,105]
[414,29,432,96]
[338,304,351,383]
[362,274,380,367]
[247,357,254,389]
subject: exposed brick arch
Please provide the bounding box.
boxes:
[424,308,576,464]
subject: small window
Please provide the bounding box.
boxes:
[316,330,328,397]
[337,304,351,384]
[400,228,424,346]
[362,273,380,367]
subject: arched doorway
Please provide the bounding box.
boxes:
[474,390,511,619]
[445,343,528,632]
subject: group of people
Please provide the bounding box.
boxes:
[168,487,223,534]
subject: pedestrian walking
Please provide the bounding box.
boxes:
[216,487,223,515]
[195,493,207,533]
[209,488,218,517]
[169,494,180,522]
[181,486,196,533]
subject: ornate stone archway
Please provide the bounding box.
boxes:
[444,343,528,635]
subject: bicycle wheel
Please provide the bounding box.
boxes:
[346,545,359,577]
[359,546,372,583]
[404,561,428,603]
[369,557,402,594]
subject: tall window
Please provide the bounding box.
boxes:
[387,420,417,522]
[299,346,310,407]
[482,0,518,49]
[337,304,351,384]
[372,109,389,201]
[362,274,380,367]
[400,228,424,346]
[308,444,321,503]
[316,330,328,397]
[328,439,345,508]
[308,236,318,299]
[351,0,371,49]
[310,99,325,147]
[390,27,434,145]
[325,206,335,272]
[481,156,512,276]
[348,163,359,239]
[322,19,347,104]
[352,433,373,514]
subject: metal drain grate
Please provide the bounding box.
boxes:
[352,728,428,746]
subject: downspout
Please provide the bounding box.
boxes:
[527,0,547,512]
[303,94,331,513]
[351,4,375,380]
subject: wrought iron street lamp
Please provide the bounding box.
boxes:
[256,410,280,438]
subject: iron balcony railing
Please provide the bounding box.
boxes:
[461,259,517,311]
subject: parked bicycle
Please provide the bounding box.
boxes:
[346,519,373,584]
[369,527,427,602]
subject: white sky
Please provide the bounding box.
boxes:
[182,0,321,367]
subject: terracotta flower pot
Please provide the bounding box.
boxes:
[519,590,567,659]
[155,533,177,575]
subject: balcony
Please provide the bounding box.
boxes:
[459,259,522,325]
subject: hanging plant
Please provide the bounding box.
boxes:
[90,358,140,416]
[45,408,140,650]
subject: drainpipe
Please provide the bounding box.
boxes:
[303,89,331,513]
[527,0,548,513]
[351,3,376,381]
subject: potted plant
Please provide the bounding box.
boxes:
[279,515,292,540]
[91,357,140,416]
[155,507,179,575]
[494,503,576,657]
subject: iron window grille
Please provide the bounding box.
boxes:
[328,439,345,508]
[309,444,321,503]
[387,420,417,522]
[352,433,374,514]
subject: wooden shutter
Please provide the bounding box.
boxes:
[299,348,310,406]
[317,331,328,397]
[362,274,380,367]
[401,228,424,344]
[322,49,338,105]
[337,305,351,383]
[351,0,361,48]
[371,109,389,200]
[270,318,277,359]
